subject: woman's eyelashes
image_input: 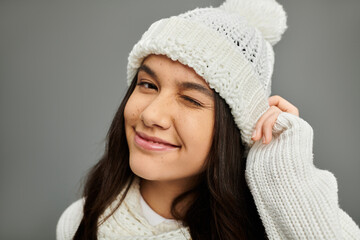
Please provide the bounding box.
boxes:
[181,95,203,107]
[137,81,157,90]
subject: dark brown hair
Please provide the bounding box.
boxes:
[73,72,267,239]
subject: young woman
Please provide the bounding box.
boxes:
[57,0,360,239]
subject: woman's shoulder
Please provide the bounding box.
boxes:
[56,198,84,240]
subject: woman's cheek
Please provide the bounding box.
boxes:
[180,111,214,156]
[124,93,143,124]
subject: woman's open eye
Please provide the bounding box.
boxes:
[182,96,203,107]
[137,81,158,90]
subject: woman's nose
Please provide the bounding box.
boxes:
[140,94,173,130]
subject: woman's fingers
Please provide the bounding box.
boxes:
[268,95,299,116]
[252,106,282,142]
[261,111,282,144]
[252,95,299,144]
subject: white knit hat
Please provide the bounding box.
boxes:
[127,0,287,148]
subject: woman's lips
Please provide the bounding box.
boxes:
[134,131,180,151]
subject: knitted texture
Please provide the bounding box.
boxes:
[127,0,287,148]
[245,112,360,239]
[56,114,360,239]
[218,0,287,45]
[56,177,191,240]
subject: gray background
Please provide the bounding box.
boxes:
[1,0,359,239]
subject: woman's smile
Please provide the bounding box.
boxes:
[134,130,181,151]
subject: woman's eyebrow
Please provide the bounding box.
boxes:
[178,82,214,98]
[138,64,158,80]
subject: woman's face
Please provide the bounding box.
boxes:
[124,54,215,183]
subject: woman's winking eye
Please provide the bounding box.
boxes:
[137,79,204,108]
[181,95,203,107]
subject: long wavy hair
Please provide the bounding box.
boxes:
[73,71,267,239]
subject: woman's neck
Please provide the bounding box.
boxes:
[139,177,195,219]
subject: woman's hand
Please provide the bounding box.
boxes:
[251,95,299,144]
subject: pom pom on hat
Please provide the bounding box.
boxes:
[219,0,287,46]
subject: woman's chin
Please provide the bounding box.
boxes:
[129,157,165,181]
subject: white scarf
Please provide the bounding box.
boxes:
[97,177,191,240]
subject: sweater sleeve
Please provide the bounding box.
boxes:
[56,198,84,240]
[245,112,360,239]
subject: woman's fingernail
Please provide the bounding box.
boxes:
[252,130,257,139]
[262,136,266,144]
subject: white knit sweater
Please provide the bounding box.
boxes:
[56,112,360,239]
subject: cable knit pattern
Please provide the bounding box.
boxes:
[178,7,274,94]
[56,113,360,239]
